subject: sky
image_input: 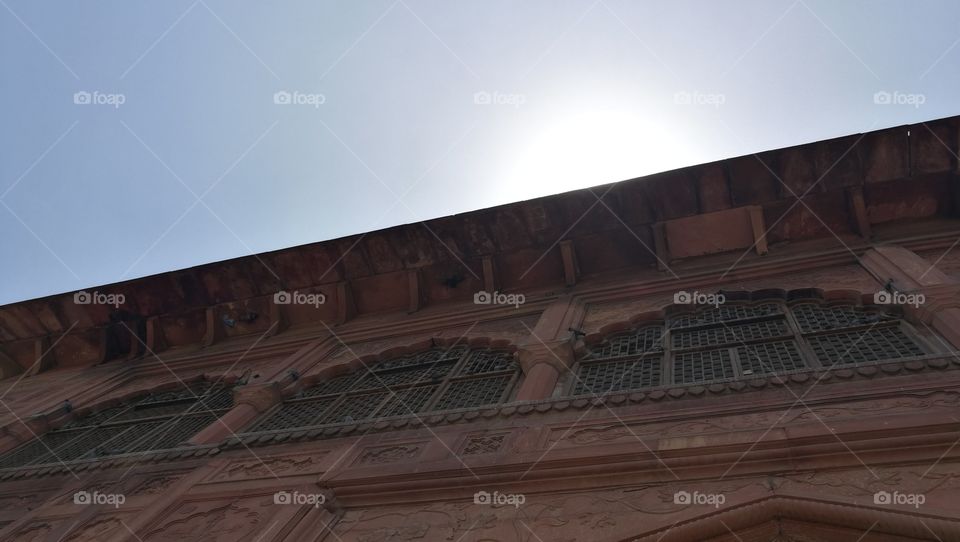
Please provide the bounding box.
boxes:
[1,0,959,306]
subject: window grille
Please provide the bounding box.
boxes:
[245,346,519,433]
[791,303,891,333]
[431,375,512,410]
[736,340,806,375]
[568,299,930,396]
[0,382,233,469]
[807,327,925,365]
[586,326,663,360]
[670,303,781,329]
[572,357,661,395]
[673,349,735,384]
[672,319,789,349]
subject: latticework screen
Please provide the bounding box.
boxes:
[245,346,519,433]
[0,382,233,469]
[570,300,929,396]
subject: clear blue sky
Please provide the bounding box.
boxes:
[1,0,958,305]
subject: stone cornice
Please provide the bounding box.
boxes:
[26,226,957,384]
[2,115,958,372]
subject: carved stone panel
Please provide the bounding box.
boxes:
[8,522,54,542]
[0,493,45,513]
[355,443,423,466]
[130,475,181,496]
[65,516,127,542]
[207,452,328,482]
[547,391,960,448]
[142,495,276,542]
[461,433,507,456]
[332,481,763,542]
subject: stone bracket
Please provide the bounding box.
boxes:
[747,205,768,256]
[202,307,224,347]
[233,382,284,413]
[408,269,421,313]
[652,222,669,271]
[846,187,872,239]
[482,256,497,293]
[559,240,579,287]
[337,281,356,324]
[516,339,575,374]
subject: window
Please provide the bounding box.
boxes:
[245,346,520,433]
[0,382,232,469]
[568,299,931,396]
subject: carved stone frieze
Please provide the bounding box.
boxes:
[8,522,53,542]
[142,496,274,542]
[549,391,960,447]
[355,444,423,466]
[64,516,125,542]
[333,481,762,542]
[0,492,44,512]
[462,434,507,456]
[208,453,326,482]
[130,475,181,496]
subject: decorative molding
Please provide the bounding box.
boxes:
[63,516,125,542]
[0,445,219,481]
[141,496,274,541]
[129,475,181,496]
[355,443,423,466]
[548,390,960,447]
[206,453,327,482]
[8,521,53,542]
[217,352,960,452]
[4,355,960,479]
[461,434,507,456]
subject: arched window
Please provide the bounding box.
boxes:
[567,299,931,397]
[0,382,233,469]
[245,345,520,433]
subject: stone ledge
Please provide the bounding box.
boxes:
[221,353,960,450]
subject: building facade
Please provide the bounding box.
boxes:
[0,117,959,541]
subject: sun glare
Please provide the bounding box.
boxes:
[501,108,694,200]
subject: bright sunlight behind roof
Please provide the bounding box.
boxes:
[500,107,696,199]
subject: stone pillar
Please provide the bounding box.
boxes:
[513,294,581,401]
[514,340,575,401]
[0,414,49,454]
[188,382,283,444]
[860,246,960,349]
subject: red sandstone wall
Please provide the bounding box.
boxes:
[0,244,959,541]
